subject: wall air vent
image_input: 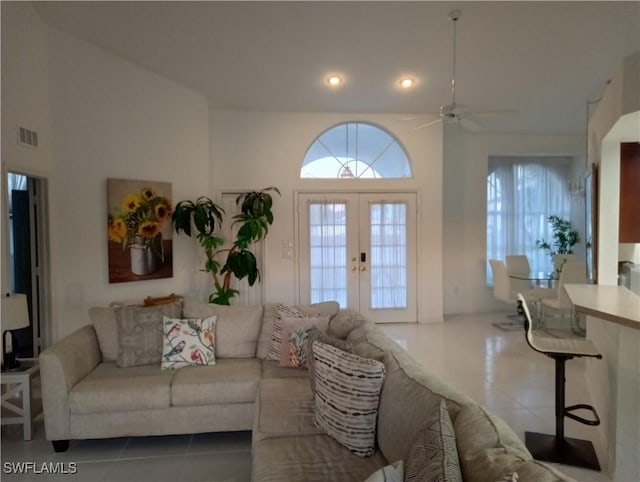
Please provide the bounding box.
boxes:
[17,126,39,149]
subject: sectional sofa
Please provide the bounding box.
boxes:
[39,298,575,481]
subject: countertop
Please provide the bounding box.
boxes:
[564,284,640,330]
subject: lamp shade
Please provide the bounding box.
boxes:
[1,293,30,331]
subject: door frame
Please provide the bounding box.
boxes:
[3,171,52,353]
[295,189,420,322]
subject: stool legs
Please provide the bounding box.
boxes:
[525,356,601,471]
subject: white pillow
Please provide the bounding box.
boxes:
[161,315,217,369]
[363,461,403,482]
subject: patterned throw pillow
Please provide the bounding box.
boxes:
[404,398,463,482]
[278,316,330,368]
[115,301,182,367]
[306,326,353,392]
[161,315,217,370]
[363,461,404,482]
[266,304,320,360]
[312,341,385,457]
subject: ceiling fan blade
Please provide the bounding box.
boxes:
[467,110,520,118]
[458,116,483,132]
[409,119,442,132]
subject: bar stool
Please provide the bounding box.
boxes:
[517,294,602,471]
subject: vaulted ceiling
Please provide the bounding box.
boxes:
[33,1,639,134]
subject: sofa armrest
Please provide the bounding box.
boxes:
[39,324,102,441]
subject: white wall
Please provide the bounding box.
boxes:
[42,28,211,340]
[442,129,584,314]
[1,2,54,292]
[210,110,445,322]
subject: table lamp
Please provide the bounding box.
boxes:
[1,293,30,370]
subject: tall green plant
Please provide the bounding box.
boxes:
[172,187,280,305]
[535,215,580,258]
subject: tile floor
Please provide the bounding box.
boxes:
[1,313,610,482]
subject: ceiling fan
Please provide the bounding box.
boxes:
[409,10,519,132]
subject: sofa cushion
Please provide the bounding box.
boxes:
[328,308,367,339]
[256,301,340,359]
[182,299,263,358]
[161,315,217,369]
[115,301,182,367]
[69,362,173,414]
[312,341,386,457]
[252,434,388,482]
[254,377,320,442]
[89,306,119,362]
[170,358,262,407]
[404,398,462,482]
[261,359,311,379]
[453,403,531,482]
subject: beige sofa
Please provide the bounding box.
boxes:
[40,300,574,481]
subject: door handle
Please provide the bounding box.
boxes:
[351,266,357,272]
[360,266,367,272]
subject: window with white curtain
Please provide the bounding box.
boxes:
[486,156,572,283]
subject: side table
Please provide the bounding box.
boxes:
[1,358,41,440]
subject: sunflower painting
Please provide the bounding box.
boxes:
[107,178,173,283]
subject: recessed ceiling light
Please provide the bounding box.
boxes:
[399,78,414,89]
[326,75,343,87]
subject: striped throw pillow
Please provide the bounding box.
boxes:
[312,341,386,457]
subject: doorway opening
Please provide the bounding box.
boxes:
[6,172,51,357]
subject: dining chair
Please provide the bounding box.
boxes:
[489,259,551,329]
[505,255,532,293]
[540,261,587,333]
[517,294,602,471]
[553,253,577,273]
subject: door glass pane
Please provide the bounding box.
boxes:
[308,203,347,306]
[370,202,407,309]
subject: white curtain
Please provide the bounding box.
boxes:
[487,157,571,283]
[309,203,348,306]
[370,202,407,308]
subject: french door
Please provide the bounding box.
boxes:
[298,192,417,323]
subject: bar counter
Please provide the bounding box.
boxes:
[564,284,639,481]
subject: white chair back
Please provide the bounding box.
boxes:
[490,259,512,304]
[517,293,540,353]
[506,255,530,275]
[556,261,587,309]
[553,254,577,272]
[506,255,532,293]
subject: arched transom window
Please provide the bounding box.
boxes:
[301,122,412,179]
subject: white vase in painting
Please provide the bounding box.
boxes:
[130,242,156,276]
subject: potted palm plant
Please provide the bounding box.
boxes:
[535,215,580,272]
[172,187,280,305]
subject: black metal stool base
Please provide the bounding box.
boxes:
[525,431,601,471]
